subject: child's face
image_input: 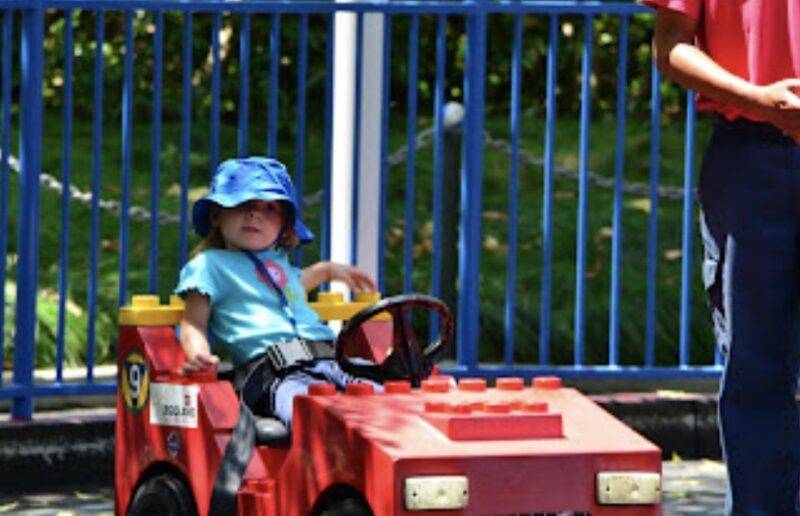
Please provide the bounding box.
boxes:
[213,199,286,252]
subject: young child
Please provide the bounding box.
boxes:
[175,157,376,427]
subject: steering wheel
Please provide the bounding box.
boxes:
[335,294,454,387]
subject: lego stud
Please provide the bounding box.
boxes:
[523,401,549,413]
[345,383,375,396]
[424,401,448,413]
[484,401,512,414]
[468,401,485,411]
[132,295,159,307]
[384,380,412,394]
[447,403,473,415]
[496,377,524,391]
[309,383,336,396]
[508,400,523,411]
[354,291,381,303]
[457,378,487,392]
[422,378,451,393]
[533,376,562,390]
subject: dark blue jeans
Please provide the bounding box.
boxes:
[699,118,800,515]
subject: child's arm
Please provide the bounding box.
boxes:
[179,290,220,374]
[301,261,377,293]
[652,7,800,141]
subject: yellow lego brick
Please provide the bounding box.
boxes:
[120,290,383,326]
[119,295,185,326]
[308,291,385,321]
[354,291,381,304]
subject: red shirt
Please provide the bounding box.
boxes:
[642,0,800,121]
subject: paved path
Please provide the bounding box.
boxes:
[663,459,728,515]
[0,460,728,515]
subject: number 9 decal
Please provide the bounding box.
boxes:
[121,350,150,412]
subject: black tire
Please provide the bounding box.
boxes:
[312,485,373,516]
[128,473,197,516]
[318,497,373,516]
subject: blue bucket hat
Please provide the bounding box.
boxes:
[192,157,314,244]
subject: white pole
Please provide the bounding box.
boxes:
[355,13,384,290]
[330,9,356,299]
[331,6,385,296]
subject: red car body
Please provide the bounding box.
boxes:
[114,296,662,515]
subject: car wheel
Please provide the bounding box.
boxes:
[318,496,373,516]
[128,473,196,516]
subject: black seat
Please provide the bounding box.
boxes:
[217,358,291,447]
[220,364,291,447]
[253,416,290,447]
[216,362,236,383]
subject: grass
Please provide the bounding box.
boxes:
[2,107,718,370]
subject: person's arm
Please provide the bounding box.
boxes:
[653,7,800,141]
[179,290,220,374]
[301,261,377,293]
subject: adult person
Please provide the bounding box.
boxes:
[643,1,800,513]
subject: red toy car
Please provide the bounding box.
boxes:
[114,293,662,515]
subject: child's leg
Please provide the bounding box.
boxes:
[271,361,384,427]
[308,359,383,391]
[270,370,317,428]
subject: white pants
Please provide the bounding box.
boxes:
[269,359,381,428]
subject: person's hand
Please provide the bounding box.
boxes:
[328,263,377,292]
[752,79,800,143]
[181,351,220,375]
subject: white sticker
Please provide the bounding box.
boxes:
[149,383,200,429]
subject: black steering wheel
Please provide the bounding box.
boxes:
[335,294,454,387]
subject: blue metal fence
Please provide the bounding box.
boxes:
[0,0,719,420]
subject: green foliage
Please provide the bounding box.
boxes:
[3,280,115,368]
[379,112,716,367]
[31,10,681,128]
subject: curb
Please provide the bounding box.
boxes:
[590,392,721,460]
[0,391,722,490]
[0,408,115,490]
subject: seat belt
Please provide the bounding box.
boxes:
[208,398,255,516]
[209,355,274,516]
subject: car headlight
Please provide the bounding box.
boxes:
[404,476,469,511]
[596,471,661,504]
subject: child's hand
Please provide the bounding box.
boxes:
[328,263,377,292]
[181,351,220,375]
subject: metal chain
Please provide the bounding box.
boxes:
[0,125,690,227]
[481,131,696,202]
[387,126,695,202]
[386,125,437,167]
[0,149,323,226]
[0,149,182,225]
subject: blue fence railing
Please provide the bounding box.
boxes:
[1,0,720,420]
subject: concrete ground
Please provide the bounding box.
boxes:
[0,460,727,515]
[663,459,728,515]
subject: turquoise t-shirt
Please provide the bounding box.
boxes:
[175,248,335,366]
